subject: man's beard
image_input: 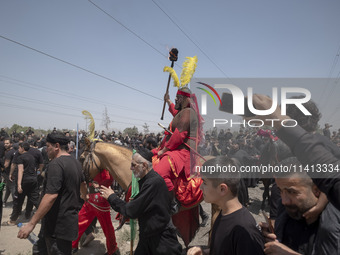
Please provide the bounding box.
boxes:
[285,204,314,220]
[285,205,304,220]
[175,103,181,111]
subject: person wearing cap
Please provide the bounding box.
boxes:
[17,132,84,255]
[100,147,182,255]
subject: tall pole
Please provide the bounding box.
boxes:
[76,123,79,160]
[160,48,178,120]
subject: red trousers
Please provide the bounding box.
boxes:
[72,201,117,255]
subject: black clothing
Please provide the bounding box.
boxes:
[269,182,283,220]
[134,226,180,255]
[45,236,72,255]
[276,125,340,210]
[276,212,318,254]
[28,147,43,170]
[17,152,37,183]
[245,145,260,157]
[10,180,40,221]
[11,152,40,221]
[108,169,170,236]
[3,148,17,202]
[0,130,9,138]
[225,131,233,140]
[108,169,182,255]
[323,128,331,139]
[43,155,83,241]
[4,148,16,174]
[230,149,254,166]
[230,149,253,205]
[210,207,264,255]
[275,203,340,255]
[0,141,5,165]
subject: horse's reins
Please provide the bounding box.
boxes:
[83,141,101,184]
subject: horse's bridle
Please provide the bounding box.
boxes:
[83,141,101,184]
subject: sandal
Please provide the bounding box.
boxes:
[2,220,16,226]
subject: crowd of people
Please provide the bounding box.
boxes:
[1,90,340,255]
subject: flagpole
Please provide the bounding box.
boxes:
[76,123,79,160]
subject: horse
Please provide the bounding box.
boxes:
[81,139,203,247]
[81,139,132,191]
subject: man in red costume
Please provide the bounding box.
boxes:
[152,87,204,246]
[72,169,119,255]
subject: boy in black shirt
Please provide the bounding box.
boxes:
[188,156,264,255]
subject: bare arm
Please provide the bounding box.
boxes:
[38,163,44,172]
[264,241,302,255]
[4,159,10,169]
[17,164,24,194]
[17,193,58,239]
[9,163,16,181]
[303,192,328,224]
[187,247,209,255]
[164,92,173,107]
[80,182,88,201]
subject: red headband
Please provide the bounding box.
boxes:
[177,90,191,97]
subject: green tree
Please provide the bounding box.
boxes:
[9,124,24,134]
[123,126,139,137]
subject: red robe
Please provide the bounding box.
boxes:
[152,103,203,247]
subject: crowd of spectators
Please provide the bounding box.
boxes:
[1,122,340,255]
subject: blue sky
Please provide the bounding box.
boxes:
[1,0,340,133]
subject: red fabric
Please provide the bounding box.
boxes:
[177,90,191,97]
[153,149,203,208]
[189,93,204,147]
[164,128,188,151]
[88,170,113,206]
[72,202,117,254]
[175,177,203,208]
[73,170,117,254]
[169,103,178,117]
[152,154,178,191]
[151,97,203,246]
[172,206,200,247]
[257,129,279,141]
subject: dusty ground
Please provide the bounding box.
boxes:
[0,183,269,255]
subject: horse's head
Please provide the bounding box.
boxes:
[80,138,101,183]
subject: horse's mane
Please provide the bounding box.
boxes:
[95,141,132,159]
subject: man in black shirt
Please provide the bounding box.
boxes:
[262,158,340,255]
[18,132,84,254]
[5,142,40,225]
[188,156,264,255]
[2,138,16,205]
[247,94,340,211]
[100,148,182,255]
[323,123,331,139]
[24,140,45,218]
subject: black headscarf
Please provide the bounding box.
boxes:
[46,132,70,145]
[137,147,153,163]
